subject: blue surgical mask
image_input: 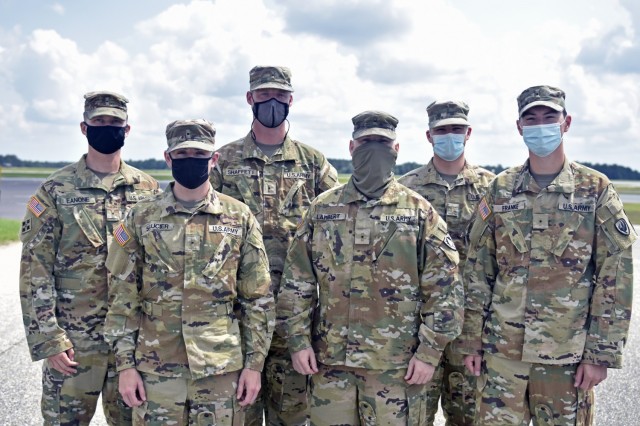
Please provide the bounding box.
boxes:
[432,133,465,161]
[522,123,563,157]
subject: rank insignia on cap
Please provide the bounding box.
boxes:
[27,196,46,217]
[114,223,132,246]
[443,234,456,250]
[615,218,630,236]
[478,197,492,220]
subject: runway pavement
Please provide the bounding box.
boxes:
[1,208,638,424]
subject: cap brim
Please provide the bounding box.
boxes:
[519,101,564,116]
[429,117,470,128]
[85,107,127,120]
[167,141,215,152]
[251,82,294,92]
[352,128,396,140]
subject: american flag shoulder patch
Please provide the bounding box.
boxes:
[114,223,132,247]
[27,196,46,217]
[478,197,492,221]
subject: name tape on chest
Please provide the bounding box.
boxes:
[209,225,242,236]
[380,214,416,223]
[493,200,526,213]
[316,213,346,221]
[284,171,311,179]
[225,169,259,177]
[144,222,174,233]
[59,196,96,205]
[558,200,595,213]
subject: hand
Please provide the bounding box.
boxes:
[119,368,146,407]
[291,347,319,375]
[464,355,482,376]
[574,363,607,391]
[404,356,435,385]
[48,348,78,375]
[236,368,261,406]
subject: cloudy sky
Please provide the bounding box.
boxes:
[1,0,638,169]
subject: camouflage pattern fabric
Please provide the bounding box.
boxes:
[476,354,593,425]
[132,370,243,425]
[399,159,494,425]
[309,363,429,426]
[460,160,636,424]
[211,133,338,425]
[277,178,463,371]
[104,185,273,381]
[19,155,159,424]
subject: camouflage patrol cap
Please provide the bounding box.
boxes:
[427,100,470,129]
[352,110,398,140]
[249,66,294,92]
[83,91,128,120]
[517,85,565,116]
[165,119,216,153]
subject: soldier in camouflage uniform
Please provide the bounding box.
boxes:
[277,111,464,425]
[104,119,275,425]
[210,65,339,426]
[460,86,637,425]
[19,91,160,425]
[399,100,494,425]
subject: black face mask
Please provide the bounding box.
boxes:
[252,98,289,128]
[85,124,126,154]
[170,156,211,189]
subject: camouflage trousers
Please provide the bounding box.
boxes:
[133,370,243,425]
[244,340,310,426]
[309,363,429,426]
[475,354,594,425]
[424,344,476,425]
[42,349,131,426]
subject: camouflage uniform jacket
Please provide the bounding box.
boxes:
[398,159,495,264]
[277,178,464,370]
[210,133,339,281]
[19,155,160,361]
[460,159,636,368]
[104,185,275,380]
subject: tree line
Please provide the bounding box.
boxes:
[1,154,639,180]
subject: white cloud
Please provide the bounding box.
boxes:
[51,3,65,16]
[0,0,638,172]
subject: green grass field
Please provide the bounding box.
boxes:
[0,218,20,245]
[625,203,640,225]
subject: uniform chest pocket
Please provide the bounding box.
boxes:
[545,211,585,257]
[279,179,312,217]
[142,230,180,273]
[313,220,350,265]
[497,211,529,254]
[72,206,105,248]
[202,234,242,280]
[227,175,263,216]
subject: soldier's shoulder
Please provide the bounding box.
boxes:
[121,163,159,186]
[39,162,81,192]
[217,191,253,213]
[288,138,330,162]
[396,182,432,206]
[398,165,428,185]
[469,164,496,179]
[313,184,345,204]
[570,161,611,187]
[216,137,245,155]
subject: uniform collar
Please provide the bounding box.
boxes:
[422,158,480,187]
[159,183,223,218]
[241,132,297,161]
[513,158,575,195]
[74,154,141,189]
[342,178,402,206]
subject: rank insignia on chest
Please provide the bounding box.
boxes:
[114,223,132,246]
[615,218,630,236]
[27,196,46,217]
[467,193,481,201]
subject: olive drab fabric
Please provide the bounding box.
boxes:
[104,186,275,379]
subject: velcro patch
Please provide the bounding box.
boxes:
[21,218,32,234]
[478,197,491,220]
[27,196,46,217]
[493,200,526,213]
[59,196,96,205]
[615,218,631,236]
[113,223,132,247]
[316,213,346,221]
[558,200,595,213]
[381,214,416,223]
[225,168,259,177]
[144,222,174,233]
[209,225,241,236]
[284,172,311,179]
